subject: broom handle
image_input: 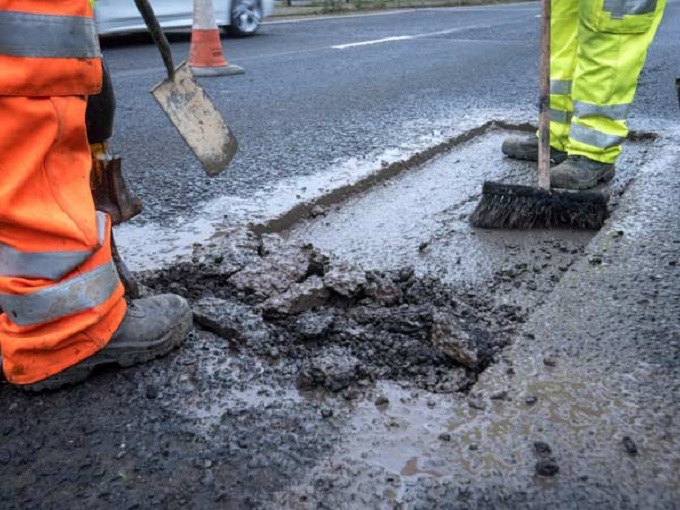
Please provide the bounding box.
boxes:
[538,0,551,189]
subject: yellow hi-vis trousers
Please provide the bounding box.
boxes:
[550,0,666,164]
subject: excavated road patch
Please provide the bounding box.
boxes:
[0,126,663,509]
[142,128,658,398]
[143,229,512,395]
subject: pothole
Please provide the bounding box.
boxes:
[142,229,514,395]
[140,125,655,400]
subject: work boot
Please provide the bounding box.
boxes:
[550,156,615,190]
[501,135,568,164]
[21,294,192,392]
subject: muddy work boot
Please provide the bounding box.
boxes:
[22,294,193,392]
[501,135,567,164]
[550,156,615,190]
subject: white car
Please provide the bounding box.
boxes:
[95,0,274,37]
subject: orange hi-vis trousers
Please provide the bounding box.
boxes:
[0,0,126,385]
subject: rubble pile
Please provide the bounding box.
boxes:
[142,228,515,393]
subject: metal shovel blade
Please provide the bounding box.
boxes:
[152,62,238,177]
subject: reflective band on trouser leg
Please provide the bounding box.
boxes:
[550,108,572,125]
[548,0,578,152]
[0,261,120,327]
[569,122,626,149]
[0,1,102,97]
[569,0,666,163]
[0,96,126,385]
[0,11,100,58]
[603,0,657,18]
[0,213,107,280]
[550,80,572,95]
[573,101,630,121]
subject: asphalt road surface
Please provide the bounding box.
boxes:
[1,3,679,509]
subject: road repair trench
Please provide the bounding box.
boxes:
[137,125,656,500]
[143,125,652,382]
[140,124,655,402]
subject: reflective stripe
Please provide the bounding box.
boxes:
[0,213,107,280]
[0,261,120,326]
[573,101,630,121]
[550,80,572,95]
[0,11,101,58]
[604,0,657,18]
[570,123,625,149]
[549,109,573,124]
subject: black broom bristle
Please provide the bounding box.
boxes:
[469,181,608,229]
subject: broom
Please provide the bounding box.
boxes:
[469,0,608,230]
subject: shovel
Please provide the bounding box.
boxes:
[133,0,238,176]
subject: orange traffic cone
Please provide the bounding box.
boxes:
[189,0,245,77]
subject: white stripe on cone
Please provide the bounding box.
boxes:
[193,0,219,31]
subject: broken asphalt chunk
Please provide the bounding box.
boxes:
[193,297,273,346]
[261,276,330,318]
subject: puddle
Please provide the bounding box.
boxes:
[343,382,465,477]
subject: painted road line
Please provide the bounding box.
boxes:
[332,35,414,50]
[114,17,532,78]
[332,19,529,50]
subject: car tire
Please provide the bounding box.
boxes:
[226,0,262,37]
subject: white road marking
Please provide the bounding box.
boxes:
[331,20,526,50]
[112,9,537,78]
[332,35,414,49]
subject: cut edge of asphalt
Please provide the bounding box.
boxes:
[247,118,676,401]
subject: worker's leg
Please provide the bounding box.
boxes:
[548,0,579,151]
[0,95,126,385]
[501,0,578,162]
[566,0,667,163]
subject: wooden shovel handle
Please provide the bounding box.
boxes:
[538,0,551,189]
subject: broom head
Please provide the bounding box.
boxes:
[469,181,608,229]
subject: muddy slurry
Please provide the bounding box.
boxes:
[142,228,517,395]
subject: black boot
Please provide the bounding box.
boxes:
[551,156,615,190]
[21,294,192,392]
[501,135,568,164]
